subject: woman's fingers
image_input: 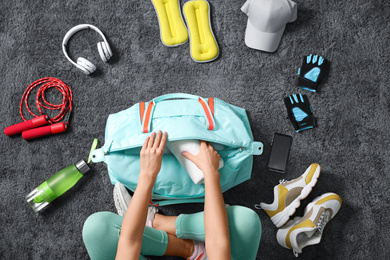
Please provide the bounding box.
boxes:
[148,132,156,149]
[159,132,168,151]
[200,140,215,152]
[142,136,150,151]
[182,151,196,162]
[200,140,208,149]
[142,131,168,153]
[153,131,162,149]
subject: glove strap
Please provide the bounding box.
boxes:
[295,114,315,132]
[297,76,318,92]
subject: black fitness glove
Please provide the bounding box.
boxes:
[297,54,329,92]
[284,94,315,132]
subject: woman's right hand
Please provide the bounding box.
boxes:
[182,140,221,178]
[184,141,231,259]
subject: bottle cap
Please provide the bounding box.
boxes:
[75,160,90,174]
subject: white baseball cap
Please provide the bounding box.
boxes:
[241,0,297,52]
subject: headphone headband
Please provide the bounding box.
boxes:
[62,24,109,47]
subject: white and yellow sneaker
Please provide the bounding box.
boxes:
[258,163,321,228]
[276,192,342,257]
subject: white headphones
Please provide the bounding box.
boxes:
[62,24,113,75]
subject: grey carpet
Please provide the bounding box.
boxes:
[1,0,389,259]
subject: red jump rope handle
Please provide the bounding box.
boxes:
[22,122,67,140]
[4,115,49,136]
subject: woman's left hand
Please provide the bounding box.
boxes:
[116,131,168,260]
[139,131,168,180]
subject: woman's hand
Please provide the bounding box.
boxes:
[116,131,168,260]
[182,140,231,259]
[140,131,168,180]
[182,140,221,178]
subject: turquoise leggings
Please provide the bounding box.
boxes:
[83,206,261,260]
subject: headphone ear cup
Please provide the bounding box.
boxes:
[76,57,96,75]
[97,41,112,62]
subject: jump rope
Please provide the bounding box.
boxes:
[4,77,73,140]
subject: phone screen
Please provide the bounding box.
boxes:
[268,133,293,173]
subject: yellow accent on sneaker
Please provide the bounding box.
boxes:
[285,220,316,249]
[263,185,288,218]
[315,194,342,205]
[305,163,319,184]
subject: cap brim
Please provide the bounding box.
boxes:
[244,19,285,52]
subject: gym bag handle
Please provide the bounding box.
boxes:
[140,93,215,133]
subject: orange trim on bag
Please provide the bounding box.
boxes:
[199,98,214,130]
[139,102,145,123]
[143,102,154,133]
[208,97,214,116]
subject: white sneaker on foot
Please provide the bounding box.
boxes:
[114,182,158,226]
[113,182,132,216]
[276,192,342,257]
[146,206,158,228]
[187,240,207,260]
[258,163,321,228]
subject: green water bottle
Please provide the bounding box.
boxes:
[26,160,90,212]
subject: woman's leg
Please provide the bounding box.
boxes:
[153,214,178,236]
[82,211,193,260]
[174,206,262,260]
[164,234,193,257]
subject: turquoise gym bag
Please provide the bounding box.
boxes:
[91,93,263,206]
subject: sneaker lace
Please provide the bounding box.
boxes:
[279,179,288,184]
[316,210,331,234]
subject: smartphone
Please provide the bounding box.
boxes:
[268,133,293,173]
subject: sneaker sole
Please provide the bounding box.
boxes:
[271,164,321,228]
